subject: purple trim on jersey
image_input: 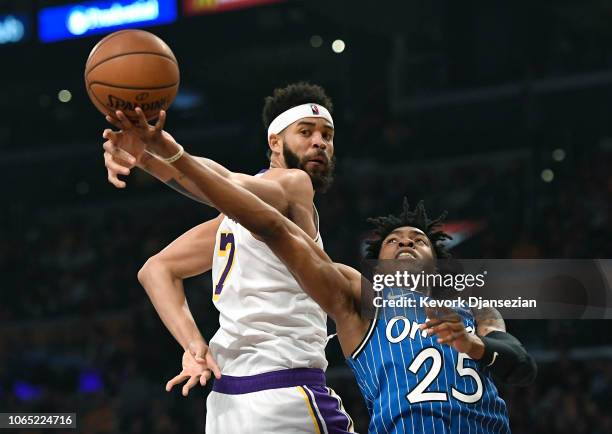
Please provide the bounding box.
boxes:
[256,168,269,174]
[304,385,354,434]
[212,368,325,395]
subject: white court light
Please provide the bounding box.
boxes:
[58,89,72,103]
[332,39,345,53]
[552,148,566,162]
[541,169,554,183]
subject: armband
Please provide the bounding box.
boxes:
[479,331,537,386]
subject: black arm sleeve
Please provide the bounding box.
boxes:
[479,331,537,386]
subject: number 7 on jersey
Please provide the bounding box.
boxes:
[213,232,235,300]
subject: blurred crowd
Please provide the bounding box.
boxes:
[2,136,611,433]
[502,357,612,434]
[0,307,206,434]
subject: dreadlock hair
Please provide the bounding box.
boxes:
[365,198,452,260]
[262,82,333,159]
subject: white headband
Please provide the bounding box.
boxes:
[267,103,334,138]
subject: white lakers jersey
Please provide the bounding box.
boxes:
[209,208,328,376]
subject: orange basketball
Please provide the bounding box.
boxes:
[84,29,179,121]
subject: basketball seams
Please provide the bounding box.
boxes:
[86,29,144,69]
[86,29,172,64]
[89,82,179,91]
[86,51,178,77]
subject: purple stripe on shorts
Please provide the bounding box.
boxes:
[212,368,326,395]
[304,385,354,434]
[302,386,326,434]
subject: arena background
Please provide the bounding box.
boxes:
[2,0,612,433]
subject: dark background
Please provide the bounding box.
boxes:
[1,0,612,433]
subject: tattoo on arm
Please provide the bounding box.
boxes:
[473,307,506,335]
[161,157,232,205]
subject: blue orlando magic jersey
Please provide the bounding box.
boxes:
[346,289,510,434]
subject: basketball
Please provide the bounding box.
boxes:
[84,29,179,121]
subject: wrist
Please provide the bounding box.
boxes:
[466,335,486,360]
[150,141,181,159]
[185,335,207,350]
[137,150,154,168]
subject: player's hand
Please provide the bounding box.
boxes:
[101,128,145,188]
[420,306,482,356]
[165,340,222,397]
[107,108,178,156]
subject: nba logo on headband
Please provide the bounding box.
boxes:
[311,105,320,115]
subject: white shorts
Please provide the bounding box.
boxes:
[205,368,355,434]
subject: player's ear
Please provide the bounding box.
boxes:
[268,133,281,155]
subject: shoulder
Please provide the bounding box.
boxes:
[262,168,313,197]
[262,168,314,205]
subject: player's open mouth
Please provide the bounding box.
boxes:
[396,251,416,259]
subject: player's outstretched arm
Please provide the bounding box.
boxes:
[144,135,360,322]
[103,110,289,214]
[103,133,213,204]
[138,214,223,352]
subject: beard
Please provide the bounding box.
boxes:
[283,145,336,193]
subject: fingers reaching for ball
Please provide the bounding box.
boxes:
[134,107,149,129]
[102,128,117,142]
[155,110,167,132]
[115,110,133,129]
[105,114,122,130]
[133,107,167,132]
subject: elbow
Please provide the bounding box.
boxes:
[137,258,151,287]
[137,256,161,291]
